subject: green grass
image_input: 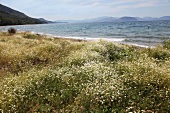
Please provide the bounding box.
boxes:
[0,32,170,112]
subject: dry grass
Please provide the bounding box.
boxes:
[0,32,170,112]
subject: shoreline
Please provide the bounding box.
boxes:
[24,31,147,48]
[1,20,169,48]
[0,30,158,48]
[30,31,154,48]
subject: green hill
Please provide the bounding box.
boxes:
[0,4,47,26]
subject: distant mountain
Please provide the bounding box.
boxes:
[38,18,54,23]
[136,17,158,21]
[0,4,47,26]
[84,16,138,22]
[80,16,118,23]
[55,16,138,23]
[55,20,76,23]
[96,17,117,22]
[55,16,170,23]
[55,17,118,23]
[136,16,170,21]
[117,17,138,22]
[159,16,170,20]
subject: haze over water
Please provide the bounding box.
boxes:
[1,20,170,47]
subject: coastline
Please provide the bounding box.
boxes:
[1,21,169,48]
[0,29,160,48]
[1,31,170,112]
[29,31,154,48]
[26,31,164,49]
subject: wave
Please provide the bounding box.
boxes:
[126,43,151,48]
[125,39,162,43]
[17,30,156,48]
[1,21,169,48]
[100,38,126,42]
[53,36,126,42]
[106,33,127,37]
[27,31,156,48]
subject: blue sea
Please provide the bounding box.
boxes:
[1,21,170,47]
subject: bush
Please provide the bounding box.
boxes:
[8,28,17,34]
[163,40,170,49]
[149,48,170,61]
[23,34,41,39]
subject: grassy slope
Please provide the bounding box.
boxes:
[0,32,170,112]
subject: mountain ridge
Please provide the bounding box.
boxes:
[55,16,170,23]
[118,17,138,22]
[0,4,47,26]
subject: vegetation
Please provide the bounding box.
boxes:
[0,4,46,26]
[8,28,17,34]
[0,32,169,112]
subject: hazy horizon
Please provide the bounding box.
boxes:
[0,0,170,21]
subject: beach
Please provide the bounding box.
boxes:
[1,21,170,48]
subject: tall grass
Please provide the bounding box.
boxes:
[0,32,170,112]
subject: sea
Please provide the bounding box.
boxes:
[0,20,170,47]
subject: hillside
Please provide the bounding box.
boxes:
[0,32,170,112]
[0,4,46,26]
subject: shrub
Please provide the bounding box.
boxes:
[23,34,41,39]
[150,48,170,61]
[103,42,135,62]
[8,28,17,34]
[163,40,170,49]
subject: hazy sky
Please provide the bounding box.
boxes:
[0,0,170,20]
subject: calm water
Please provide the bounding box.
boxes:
[1,21,170,47]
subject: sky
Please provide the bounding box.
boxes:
[0,0,170,20]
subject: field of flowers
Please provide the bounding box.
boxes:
[0,32,170,112]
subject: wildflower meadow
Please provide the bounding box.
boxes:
[0,32,169,112]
